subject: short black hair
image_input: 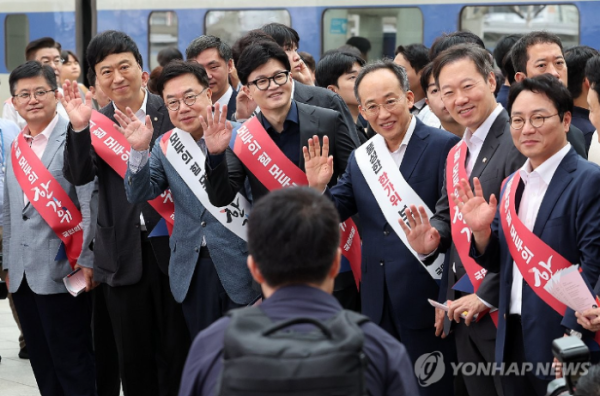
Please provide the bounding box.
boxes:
[185,35,232,62]
[355,59,409,103]
[86,30,143,77]
[395,44,430,73]
[346,37,371,55]
[232,30,276,65]
[260,23,300,49]
[335,45,363,59]
[25,37,61,61]
[511,31,563,75]
[237,41,291,86]
[574,365,600,396]
[429,31,485,60]
[419,62,434,95]
[9,61,57,96]
[585,56,600,104]
[507,74,573,121]
[86,67,96,87]
[157,46,183,67]
[61,50,79,64]
[565,45,599,99]
[299,51,315,73]
[156,60,209,97]
[315,51,365,88]
[432,43,493,87]
[493,34,522,83]
[247,187,341,287]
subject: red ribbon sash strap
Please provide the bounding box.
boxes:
[232,117,362,288]
[89,111,175,231]
[500,173,571,316]
[12,133,83,268]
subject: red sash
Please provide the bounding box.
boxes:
[89,111,175,232]
[446,141,498,325]
[232,117,362,288]
[12,132,83,268]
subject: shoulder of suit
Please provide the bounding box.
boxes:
[414,118,457,143]
[296,101,339,118]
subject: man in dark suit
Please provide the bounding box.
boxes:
[402,44,526,396]
[304,59,459,396]
[457,75,600,396]
[185,35,238,120]
[511,31,588,158]
[61,30,189,396]
[204,41,358,309]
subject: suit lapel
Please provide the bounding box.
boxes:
[297,103,318,172]
[400,118,428,180]
[532,150,577,234]
[293,82,313,104]
[470,111,508,179]
[146,94,167,142]
[39,117,67,168]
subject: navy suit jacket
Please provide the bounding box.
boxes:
[571,106,594,152]
[326,118,460,328]
[226,89,237,121]
[472,148,600,377]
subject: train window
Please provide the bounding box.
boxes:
[205,10,291,46]
[148,11,179,70]
[322,8,423,60]
[460,4,579,48]
[5,14,29,71]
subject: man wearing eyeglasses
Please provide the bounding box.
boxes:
[117,60,259,338]
[303,59,459,396]
[453,74,600,396]
[2,37,69,129]
[400,44,525,396]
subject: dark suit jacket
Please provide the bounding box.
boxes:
[205,101,356,207]
[472,148,600,376]
[63,92,175,286]
[294,81,361,146]
[430,109,526,309]
[571,106,595,152]
[567,124,588,158]
[226,88,238,121]
[327,118,460,328]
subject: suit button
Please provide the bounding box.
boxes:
[380,261,384,266]
[201,221,207,227]
[22,215,28,220]
[195,247,199,253]
[383,230,390,236]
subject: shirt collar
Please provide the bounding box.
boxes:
[216,85,234,107]
[24,113,59,141]
[390,114,416,154]
[261,100,299,131]
[463,103,503,147]
[518,143,571,186]
[413,98,427,111]
[112,89,148,119]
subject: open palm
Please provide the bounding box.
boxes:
[60,79,93,131]
[454,178,497,233]
[202,103,233,155]
[114,108,153,151]
[303,135,333,191]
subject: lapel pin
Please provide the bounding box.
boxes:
[482,157,487,163]
[153,117,158,121]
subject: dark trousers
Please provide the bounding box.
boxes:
[92,286,120,396]
[99,235,191,396]
[12,277,96,396]
[501,315,551,396]
[333,271,360,312]
[181,249,244,338]
[379,285,456,396]
[453,312,503,396]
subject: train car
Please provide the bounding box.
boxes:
[0,0,599,103]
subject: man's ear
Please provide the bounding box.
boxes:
[328,248,342,280]
[141,71,149,88]
[242,84,252,101]
[326,85,338,94]
[247,255,265,285]
[515,72,526,83]
[227,59,234,74]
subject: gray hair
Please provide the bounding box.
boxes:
[354,59,409,103]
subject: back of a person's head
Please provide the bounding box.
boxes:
[395,43,430,73]
[247,187,341,288]
[346,36,371,56]
[429,30,485,60]
[26,37,60,61]
[565,45,599,99]
[299,51,316,72]
[510,31,563,75]
[232,30,276,65]
[260,23,300,49]
[86,30,143,75]
[585,56,600,102]
[335,44,363,59]
[157,46,183,67]
[574,364,600,396]
[493,34,522,84]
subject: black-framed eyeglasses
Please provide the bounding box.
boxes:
[248,71,290,91]
[509,114,559,130]
[13,89,56,104]
[165,88,208,111]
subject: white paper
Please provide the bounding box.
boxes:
[427,298,479,319]
[544,265,598,313]
[63,269,86,297]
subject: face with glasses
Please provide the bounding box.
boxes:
[438,58,497,131]
[33,47,63,83]
[357,68,414,149]
[242,59,292,112]
[12,76,58,126]
[162,73,212,136]
[510,89,570,168]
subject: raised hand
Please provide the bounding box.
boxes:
[60,79,94,131]
[235,90,257,121]
[303,135,333,192]
[114,108,153,151]
[201,103,233,155]
[399,205,441,255]
[453,177,497,234]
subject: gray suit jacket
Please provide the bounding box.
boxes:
[124,134,258,305]
[430,109,526,307]
[3,116,98,294]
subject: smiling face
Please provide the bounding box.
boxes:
[438,57,497,131]
[94,52,146,109]
[242,58,292,113]
[163,73,212,137]
[510,89,569,168]
[12,75,58,128]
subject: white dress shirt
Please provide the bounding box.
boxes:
[416,104,441,129]
[463,104,503,178]
[509,143,571,315]
[216,85,233,110]
[389,114,417,168]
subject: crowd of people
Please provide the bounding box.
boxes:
[1,21,600,396]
